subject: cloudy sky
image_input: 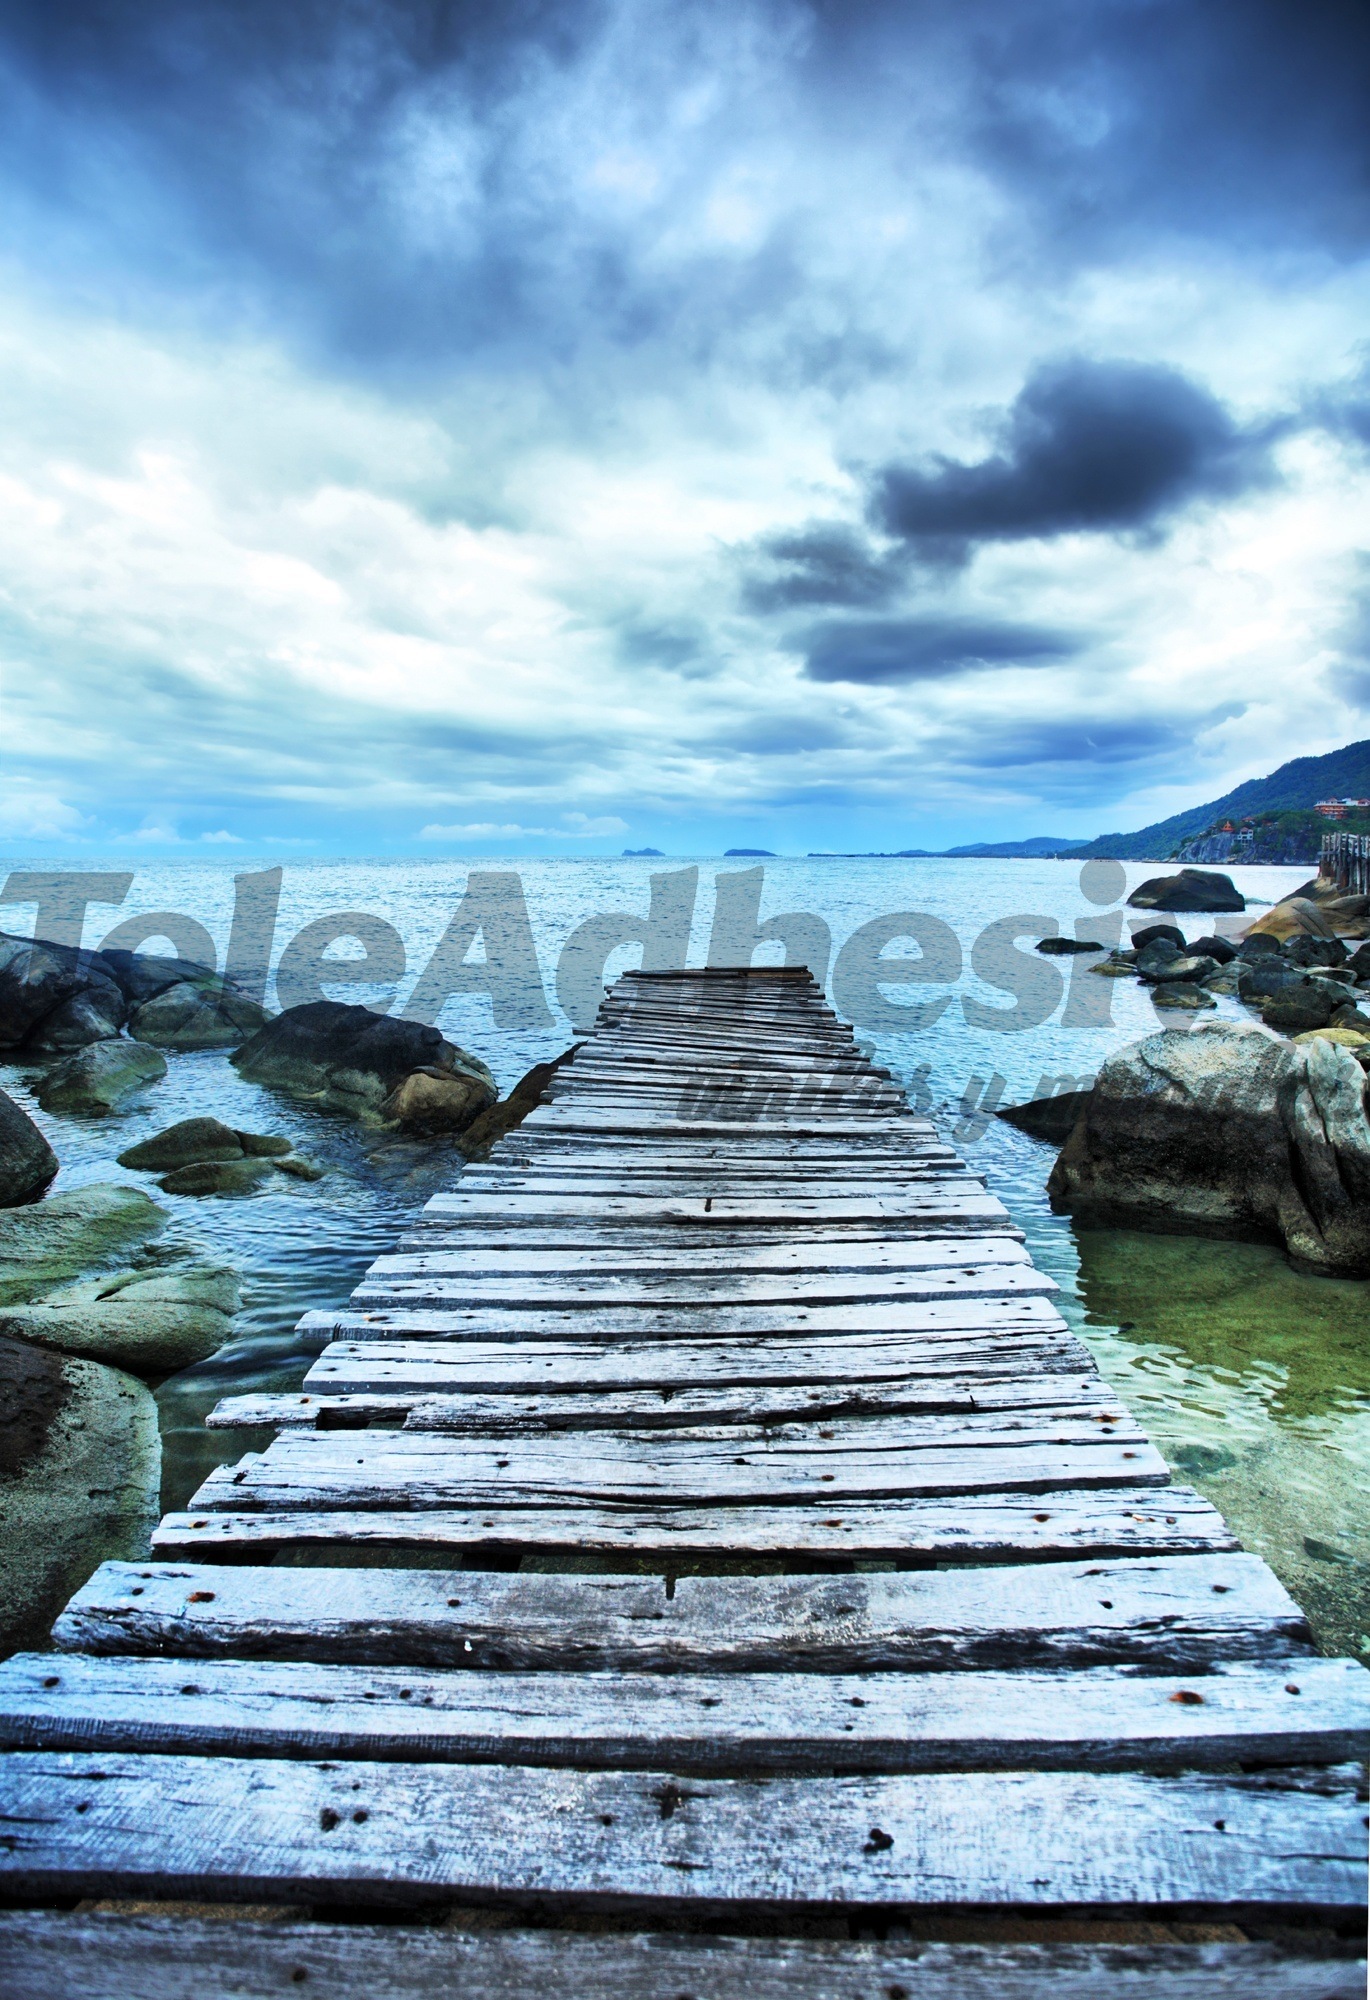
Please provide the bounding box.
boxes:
[1,0,1369,856]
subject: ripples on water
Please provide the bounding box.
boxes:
[3,854,1366,1656]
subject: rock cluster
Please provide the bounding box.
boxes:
[0,931,271,1056]
[1047,1022,1370,1275]
[1086,921,1370,1047]
[232,1000,497,1131]
[0,1178,242,1651]
[117,1115,321,1193]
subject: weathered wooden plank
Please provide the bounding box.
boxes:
[189,1424,1168,1511]
[519,1111,924,1136]
[150,1487,1240,1563]
[4,1654,1365,1773]
[60,1556,1299,1672]
[298,1295,1074,1342]
[4,1916,1360,2000]
[423,1192,1005,1223]
[5,1912,1360,2000]
[1,1751,1361,1914]
[303,1326,1089,1393]
[377,1237,1033,1276]
[350,1268,1057,1312]
[206,1374,1113,1431]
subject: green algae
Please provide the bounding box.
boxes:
[1070,1227,1370,1664]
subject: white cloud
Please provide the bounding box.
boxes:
[0,788,91,840]
[418,815,630,839]
[200,829,244,843]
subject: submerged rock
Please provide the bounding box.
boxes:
[157,1157,277,1196]
[0,1333,159,1653]
[996,1090,1091,1146]
[233,1001,496,1128]
[0,1262,240,1375]
[1048,1022,1370,1273]
[1128,869,1244,914]
[117,1116,292,1172]
[0,1088,58,1206]
[34,1038,167,1115]
[0,1184,165,1305]
[1034,936,1103,955]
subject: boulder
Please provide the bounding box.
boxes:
[1088,958,1140,978]
[1127,869,1244,913]
[26,977,128,1051]
[379,1064,495,1135]
[1137,954,1220,986]
[1243,896,1339,943]
[0,1088,58,1206]
[1151,982,1217,1010]
[1261,984,1337,1034]
[0,1264,238,1376]
[1236,958,1299,1003]
[127,982,271,1050]
[232,1001,496,1125]
[271,1151,324,1181]
[99,949,218,1007]
[995,1090,1091,1145]
[1034,936,1104,955]
[1130,924,1187,953]
[1047,1022,1370,1272]
[1236,933,1284,959]
[0,938,111,1048]
[0,1334,159,1652]
[1199,960,1243,995]
[1293,1027,1370,1051]
[0,1184,165,1305]
[1190,934,1238,965]
[1285,935,1347,968]
[34,1037,167,1115]
[0,1262,239,1376]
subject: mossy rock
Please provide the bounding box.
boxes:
[0,1184,165,1306]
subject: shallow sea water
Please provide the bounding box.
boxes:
[3,853,1366,1657]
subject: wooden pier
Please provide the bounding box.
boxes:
[0,967,1366,1996]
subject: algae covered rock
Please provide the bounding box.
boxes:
[0,1333,160,1652]
[1048,1022,1370,1273]
[34,1038,166,1115]
[0,1183,165,1305]
[157,1157,278,1196]
[0,1261,239,1375]
[0,1087,58,1206]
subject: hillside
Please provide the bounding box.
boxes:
[1069,741,1370,861]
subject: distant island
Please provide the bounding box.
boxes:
[724,848,777,857]
[621,847,665,856]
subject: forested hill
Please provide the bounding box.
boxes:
[1070,741,1370,861]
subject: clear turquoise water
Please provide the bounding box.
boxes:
[3,854,1365,1656]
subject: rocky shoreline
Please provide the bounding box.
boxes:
[0,936,560,1656]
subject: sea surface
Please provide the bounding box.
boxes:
[2,854,1366,1659]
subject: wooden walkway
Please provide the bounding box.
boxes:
[0,967,1366,1996]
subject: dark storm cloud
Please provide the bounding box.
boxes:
[740,524,907,611]
[945,709,1243,775]
[801,614,1079,684]
[870,360,1274,562]
[0,0,1366,380]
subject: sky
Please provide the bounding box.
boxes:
[1,0,1369,857]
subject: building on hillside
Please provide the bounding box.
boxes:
[1316,800,1349,818]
